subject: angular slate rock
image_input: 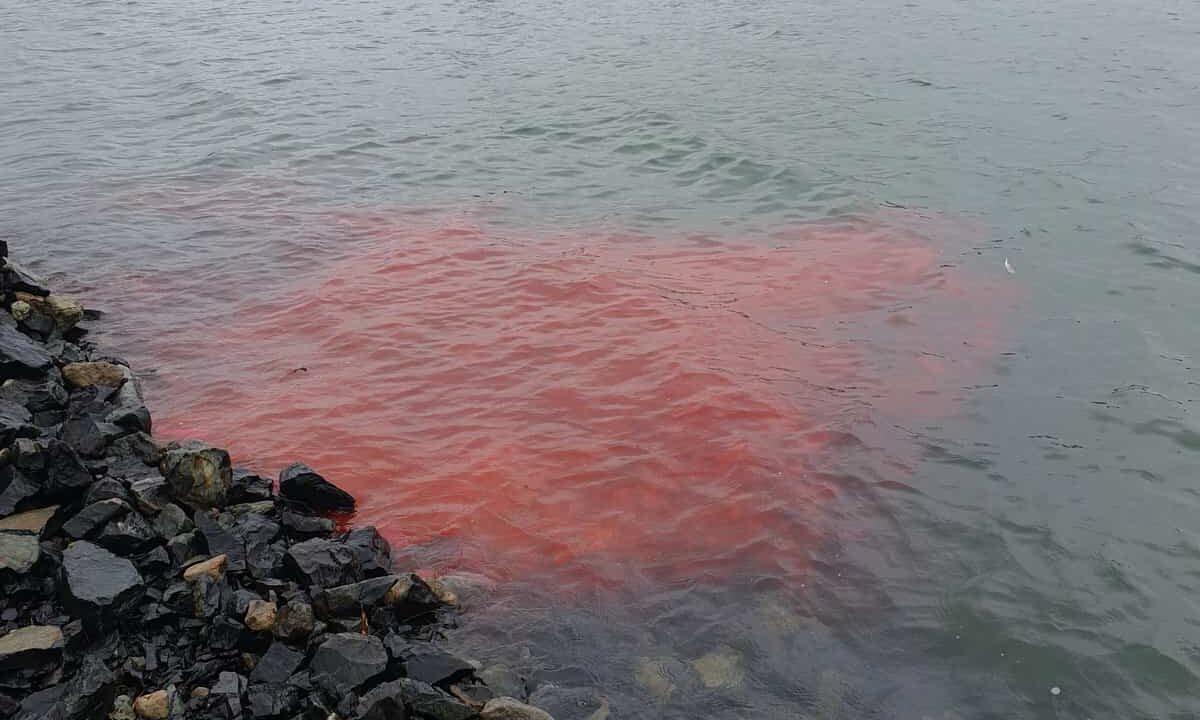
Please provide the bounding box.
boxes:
[246,682,303,720]
[60,413,122,458]
[135,545,172,576]
[153,502,193,539]
[354,680,410,720]
[129,477,173,514]
[313,575,402,620]
[160,441,232,509]
[0,399,37,445]
[0,374,68,413]
[166,530,203,566]
[249,642,305,685]
[279,463,355,512]
[0,469,40,518]
[230,469,273,504]
[63,499,130,540]
[401,646,476,687]
[309,633,387,691]
[396,678,476,720]
[60,540,143,616]
[346,526,393,578]
[0,322,52,379]
[209,616,245,653]
[194,511,247,573]
[42,439,92,495]
[96,508,157,555]
[280,509,334,539]
[84,477,129,505]
[3,261,51,296]
[284,537,359,588]
[108,430,162,466]
[273,599,315,643]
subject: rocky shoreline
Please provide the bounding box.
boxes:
[0,243,555,720]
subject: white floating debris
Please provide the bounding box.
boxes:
[1004,257,1015,274]
[1050,686,1062,696]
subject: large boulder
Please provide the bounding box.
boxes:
[0,323,52,379]
[60,540,144,616]
[159,442,232,509]
[309,633,387,691]
[279,463,355,512]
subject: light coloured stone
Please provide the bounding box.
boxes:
[0,533,39,573]
[481,697,555,720]
[182,554,227,583]
[109,695,135,720]
[10,300,31,322]
[0,505,58,534]
[634,658,677,701]
[62,361,126,389]
[0,625,63,660]
[45,295,84,330]
[691,646,745,689]
[133,690,170,720]
[244,599,277,632]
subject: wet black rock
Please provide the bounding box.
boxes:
[247,681,304,719]
[0,374,68,414]
[136,545,172,576]
[279,463,355,512]
[0,322,53,379]
[229,469,273,504]
[249,642,304,685]
[309,633,388,691]
[41,439,92,496]
[3,261,51,297]
[60,413,122,458]
[60,540,144,616]
[346,526,393,578]
[160,441,232,509]
[400,645,476,687]
[284,537,360,588]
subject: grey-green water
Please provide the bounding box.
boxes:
[3,1,1199,717]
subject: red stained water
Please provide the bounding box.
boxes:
[135,209,1010,590]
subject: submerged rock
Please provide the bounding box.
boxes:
[60,540,144,616]
[279,463,355,512]
[159,442,232,509]
[481,697,555,720]
[690,646,745,689]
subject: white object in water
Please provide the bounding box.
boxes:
[1050,686,1062,696]
[1004,257,1015,274]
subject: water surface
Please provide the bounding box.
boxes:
[3,0,1199,717]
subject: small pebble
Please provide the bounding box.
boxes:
[1050,686,1061,696]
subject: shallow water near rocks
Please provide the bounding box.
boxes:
[4,0,1200,717]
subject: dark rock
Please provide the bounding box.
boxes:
[313,575,402,620]
[0,373,68,413]
[60,540,144,616]
[152,503,193,539]
[231,512,279,556]
[346,526,393,578]
[0,399,37,445]
[273,600,315,643]
[96,507,157,555]
[129,477,172,514]
[15,684,64,720]
[284,537,358,588]
[166,531,203,566]
[57,648,120,719]
[309,633,387,691]
[194,511,246,573]
[60,413,122,458]
[42,439,92,495]
[4,261,50,296]
[280,509,334,539]
[62,499,130,540]
[107,404,152,434]
[396,678,476,720]
[0,323,52,379]
[108,431,162,466]
[212,671,248,698]
[136,545,172,575]
[160,441,232,509]
[84,477,129,505]
[354,680,410,720]
[0,531,40,574]
[0,693,16,718]
[232,589,263,618]
[162,581,193,615]
[249,642,304,685]
[400,646,476,687]
[246,682,303,719]
[246,540,285,580]
[209,616,245,653]
[477,666,526,702]
[279,463,354,512]
[230,469,273,504]
[192,573,232,620]
[0,469,40,518]
[387,574,444,624]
